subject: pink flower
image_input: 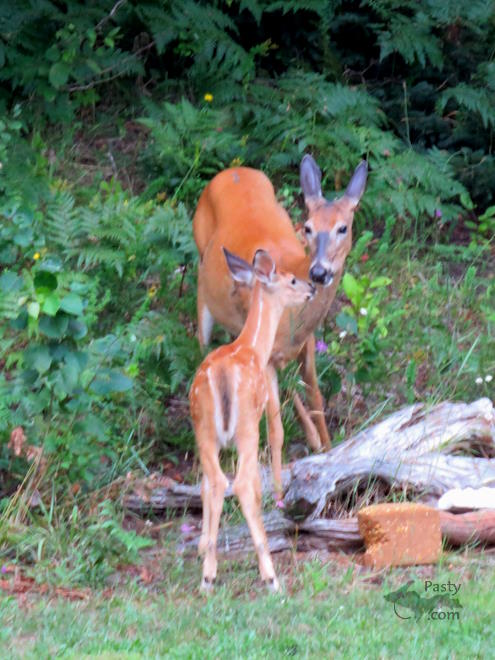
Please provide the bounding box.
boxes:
[180,523,194,534]
[275,499,285,509]
[315,339,328,354]
[1,565,7,574]
[435,209,442,219]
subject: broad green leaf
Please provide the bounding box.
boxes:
[90,368,133,395]
[0,271,23,293]
[479,205,495,221]
[369,276,392,289]
[68,319,88,340]
[39,313,69,338]
[42,293,61,316]
[34,271,58,294]
[341,273,363,305]
[460,192,474,211]
[13,228,33,247]
[38,256,63,273]
[25,346,52,374]
[92,335,121,357]
[60,293,83,316]
[27,301,40,319]
[49,61,70,88]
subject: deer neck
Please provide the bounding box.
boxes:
[234,282,282,366]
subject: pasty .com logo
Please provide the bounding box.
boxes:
[384,580,462,621]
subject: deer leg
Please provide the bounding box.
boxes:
[233,434,280,591]
[265,364,285,504]
[198,474,210,556]
[197,274,214,349]
[197,441,228,590]
[293,391,321,451]
[297,334,331,450]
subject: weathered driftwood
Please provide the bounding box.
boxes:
[124,468,291,513]
[126,399,495,514]
[179,510,364,556]
[285,398,495,518]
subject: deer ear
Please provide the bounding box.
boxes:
[252,249,275,284]
[344,160,368,208]
[300,154,322,205]
[223,248,254,286]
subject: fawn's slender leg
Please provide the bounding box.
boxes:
[265,364,284,503]
[197,439,228,589]
[297,334,331,449]
[234,422,279,591]
[198,474,210,556]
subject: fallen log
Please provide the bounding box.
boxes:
[179,510,364,556]
[126,399,495,514]
[124,468,291,513]
[180,509,495,557]
[285,454,495,519]
[439,510,495,546]
[285,398,495,518]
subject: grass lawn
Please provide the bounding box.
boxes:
[1,548,494,659]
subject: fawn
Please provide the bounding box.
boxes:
[189,247,315,590]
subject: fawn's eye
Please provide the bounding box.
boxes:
[291,277,297,285]
[304,225,312,234]
[338,225,347,235]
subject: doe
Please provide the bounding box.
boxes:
[189,248,315,591]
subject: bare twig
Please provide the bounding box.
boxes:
[95,0,127,32]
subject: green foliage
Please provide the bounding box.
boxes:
[1,499,154,587]
[0,129,199,489]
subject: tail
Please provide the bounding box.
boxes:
[210,366,237,446]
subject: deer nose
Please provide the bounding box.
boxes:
[309,264,328,284]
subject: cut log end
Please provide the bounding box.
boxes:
[358,503,442,568]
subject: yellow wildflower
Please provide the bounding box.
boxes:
[33,252,40,260]
[204,93,213,103]
[148,285,158,298]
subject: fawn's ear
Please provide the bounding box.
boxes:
[300,154,322,207]
[252,249,276,284]
[344,160,368,209]
[223,247,254,286]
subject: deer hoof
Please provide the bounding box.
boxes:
[264,576,280,593]
[201,576,216,592]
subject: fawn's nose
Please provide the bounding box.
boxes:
[307,283,316,300]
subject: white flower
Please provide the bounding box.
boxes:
[475,377,483,385]
[359,307,368,316]
[130,334,137,343]
[485,375,493,383]
[339,330,347,339]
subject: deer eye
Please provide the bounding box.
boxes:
[338,225,347,235]
[304,225,312,234]
[291,277,297,285]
